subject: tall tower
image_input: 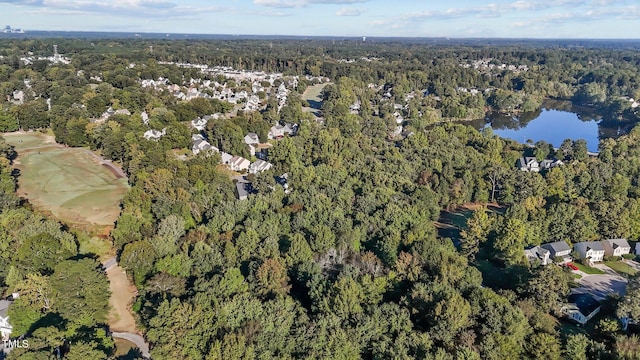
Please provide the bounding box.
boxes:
[53,45,58,56]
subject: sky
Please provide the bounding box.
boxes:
[0,0,639,38]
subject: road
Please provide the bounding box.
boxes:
[575,273,627,300]
[112,332,151,359]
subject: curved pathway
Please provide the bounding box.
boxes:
[112,332,150,359]
[102,257,152,359]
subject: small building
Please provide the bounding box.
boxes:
[191,117,208,131]
[602,239,631,257]
[541,241,572,262]
[248,159,273,174]
[524,246,551,265]
[244,133,260,145]
[517,157,540,172]
[540,159,564,170]
[235,182,249,200]
[574,241,605,263]
[562,293,601,325]
[0,300,13,341]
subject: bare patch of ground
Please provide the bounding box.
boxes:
[107,264,139,334]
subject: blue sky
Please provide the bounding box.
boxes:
[0,0,638,38]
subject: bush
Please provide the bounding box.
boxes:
[623,253,636,260]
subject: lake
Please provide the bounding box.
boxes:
[465,101,633,152]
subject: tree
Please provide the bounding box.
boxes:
[50,258,110,326]
[525,264,571,314]
[494,217,527,265]
[526,333,561,360]
[255,258,290,297]
[460,207,493,260]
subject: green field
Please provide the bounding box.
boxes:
[3,132,128,226]
[604,261,638,276]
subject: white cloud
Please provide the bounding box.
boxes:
[253,0,367,9]
[336,6,366,16]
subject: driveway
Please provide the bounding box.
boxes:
[575,273,627,300]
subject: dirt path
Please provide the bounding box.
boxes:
[105,260,138,333]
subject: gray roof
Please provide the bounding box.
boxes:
[605,238,631,249]
[575,241,604,252]
[236,182,249,200]
[568,293,601,316]
[0,300,11,318]
[541,241,571,254]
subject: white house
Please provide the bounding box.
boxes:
[248,159,273,174]
[561,293,601,325]
[574,241,605,263]
[524,246,551,265]
[540,240,572,262]
[143,128,166,141]
[229,156,250,172]
[0,300,12,341]
[602,239,631,257]
[517,157,540,172]
[244,133,260,145]
[191,117,208,131]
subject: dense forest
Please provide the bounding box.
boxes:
[1,37,640,359]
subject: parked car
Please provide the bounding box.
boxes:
[567,263,579,271]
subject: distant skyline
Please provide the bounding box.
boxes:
[1,0,639,39]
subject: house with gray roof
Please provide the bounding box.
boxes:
[517,157,540,172]
[524,246,551,265]
[574,241,605,263]
[248,159,273,174]
[562,293,601,324]
[602,239,631,257]
[541,241,572,262]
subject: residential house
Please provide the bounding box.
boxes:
[192,138,216,155]
[191,117,208,131]
[229,156,250,172]
[248,160,273,174]
[541,241,572,263]
[540,159,564,170]
[236,182,249,200]
[0,300,12,341]
[636,242,640,256]
[602,239,631,257]
[574,241,605,263]
[244,133,260,157]
[143,128,166,141]
[517,157,540,172]
[220,152,233,166]
[141,111,149,125]
[561,293,601,325]
[524,246,551,265]
[268,124,297,140]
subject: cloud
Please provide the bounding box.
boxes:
[336,6,366,16]
[0,0,228,18]
[253,0,367,9]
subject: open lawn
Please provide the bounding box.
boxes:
[604,261,638,276]
[3,132,128,226]
[573,262,605,275]
[114,338,141,359]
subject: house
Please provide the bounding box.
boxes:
[236,182,249,200]
[191,117,208,131]
[602,239,631,257]
[143,128,166,141]
[562,293,601,325]
[517,157,540,172]
[248,160,273,174]
[192,139,216,155]
[540,159,564,170]
[229,156,250,172]
[636,242,640,256]
[244,133,260,145]
[524,246,551,265]
[574,241,605,263]
[220,152,233,166]
[268,124,298,140]
[141,111,149,124]
[0,300,12,341]
[541,241,572,262]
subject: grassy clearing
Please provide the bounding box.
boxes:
[573,262,605,274]
[4,132,128,226]
[604,261,638,276]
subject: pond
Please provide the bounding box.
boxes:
[465,100,634,152]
